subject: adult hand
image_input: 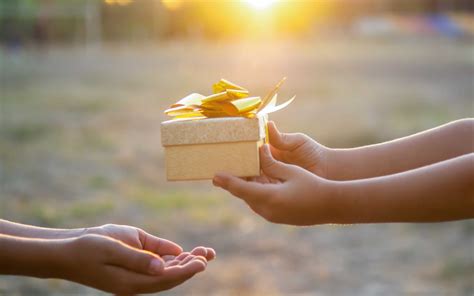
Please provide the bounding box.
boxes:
[267,121,330,178]
[86,224,215,261]
[60,234,210,294]
[213,144,336,226]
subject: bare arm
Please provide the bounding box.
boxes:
[332,153,474,223]
[213,146,473,225]
[0,234,65,277]
[327,118,474,180]
[0,233,211,294]
[0,219,86,239]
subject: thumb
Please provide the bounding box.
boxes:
[268,121,307,151]
[109,241,165,276]
[260,144,296,179]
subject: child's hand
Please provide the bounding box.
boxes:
[61,234,209,294]
[85,224,216,261]
[267,121,330,178]
[213,145,336,225]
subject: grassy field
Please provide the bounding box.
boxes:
[0,37,473,295]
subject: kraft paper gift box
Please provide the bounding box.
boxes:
[160,78,293,181]
[161,114,267,181]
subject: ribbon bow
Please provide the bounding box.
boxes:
[164,78,295,120]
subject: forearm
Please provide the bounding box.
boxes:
[327,118,473,180]
[0,234,69,278]
[0,219,87,239]
[329,153,474,223]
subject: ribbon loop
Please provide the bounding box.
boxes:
[164,78,294,120]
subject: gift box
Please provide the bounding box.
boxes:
[161,114,267,181]
[160,78,293,181]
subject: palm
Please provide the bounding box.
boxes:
[89,224,216,263]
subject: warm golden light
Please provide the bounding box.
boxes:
[161,0,183,11]
[104,0,133,5]
[245,0,276,10]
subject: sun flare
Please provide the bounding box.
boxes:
[245,0,277,10]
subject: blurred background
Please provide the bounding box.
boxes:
[0,0,473,295]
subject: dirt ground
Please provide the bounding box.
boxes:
[0,37,473,295]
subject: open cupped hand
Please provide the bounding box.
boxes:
[85,224,215,261]
[60,233,213,294]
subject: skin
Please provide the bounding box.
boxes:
[213,119,474,225]
[0,220,216,294]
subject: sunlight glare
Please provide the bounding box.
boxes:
[245,0,276,10]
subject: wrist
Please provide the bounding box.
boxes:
[81,226,103,236]
[325,147,358,181]
[51,237,79,280]
[0,235,72,279]
[322,147,339,180]
[324,179,376,224]
[319,178,353,224]
[52,228,89,239]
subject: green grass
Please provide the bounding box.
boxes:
[2,197,116,228]
[130,187,222,212]
[68,198,116,220]
[0,123,53,144]
[87,175,110,190]
[439,257,474,280]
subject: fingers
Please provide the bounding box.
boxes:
[162,247,216,268]
[212,145,295,203]
[206,248,216,261]
[162,255,176,262]
[107,241,165,276]
[165,257,207,276]
[268,121,307,151]
[190,246,216,261]
[165,252,190,267]
[104,256,207,294]
[213,172,273,204]
[260,144,295,179]
[138,230,183,256]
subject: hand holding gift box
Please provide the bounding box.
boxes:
[161,78,295,181]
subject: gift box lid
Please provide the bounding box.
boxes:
[161,115,266,146]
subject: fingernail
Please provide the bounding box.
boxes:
[149,258,163,275]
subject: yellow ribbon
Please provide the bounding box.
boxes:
[164,78,295,120]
